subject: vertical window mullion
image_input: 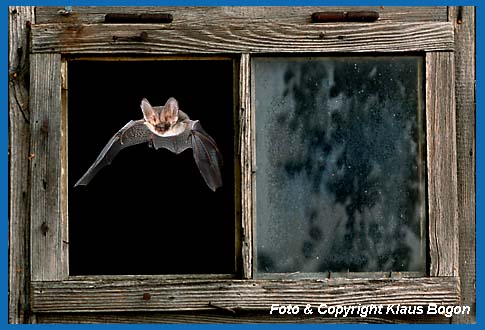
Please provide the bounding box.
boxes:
[239,53,253,279]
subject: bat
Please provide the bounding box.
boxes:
[74,97,223,191]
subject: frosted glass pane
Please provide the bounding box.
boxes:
[254,57,426,274]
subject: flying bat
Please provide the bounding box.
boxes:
[74,97,223,191]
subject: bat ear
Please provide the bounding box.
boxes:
[141,98,158,123]
[163,97,179,124]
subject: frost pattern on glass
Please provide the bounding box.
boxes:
[254,57,426,274]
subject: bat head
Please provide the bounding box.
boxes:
[160,97,179,127]
[141,97,180,135]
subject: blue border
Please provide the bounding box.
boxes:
[3,0,480,6]
[3,0,480,328]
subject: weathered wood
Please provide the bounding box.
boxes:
[239,54,252,279]
[448,6,476,324]
[426,52,458,277]
[30,277,460,313]
[34,6,449,24]
[30,21,454,54]
[29,53,68,281]
[8,5,35,324]
[34,311,451,324]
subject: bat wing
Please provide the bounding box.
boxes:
[190,121,223,191]
[152,120,223,191]
[74,119,150,186]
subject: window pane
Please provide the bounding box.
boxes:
[254,56,426,274]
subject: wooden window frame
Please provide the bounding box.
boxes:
[9,6,475,323]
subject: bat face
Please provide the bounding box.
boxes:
[141,97,181,136]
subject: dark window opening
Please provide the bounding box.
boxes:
[68,60,235,275]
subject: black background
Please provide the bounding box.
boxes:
[68,60,235,275]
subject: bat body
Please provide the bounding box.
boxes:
[75,97,223,191]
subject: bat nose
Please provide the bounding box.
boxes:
[155,123,171,133]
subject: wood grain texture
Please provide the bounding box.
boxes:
[449,6,476,324]
[239,54,252,279]
[31,277,460,313]
[34,311,451,324]
[29,54,68,282]
[426,52,458,277]
[34,6,448,24]
[8,5,35,324]
[30,21,454,55]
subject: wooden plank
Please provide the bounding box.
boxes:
[239,54,252,279]
[30,277,460,313]
[61,59,69,278]
[34,6,449,24]
[8,5,35,324]
[448,6,476,324]
[29,53,68,281]
[30,21,454,54]
[426,52,458,277]
[34,311,451,324]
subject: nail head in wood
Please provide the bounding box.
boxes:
[41,222,49,235]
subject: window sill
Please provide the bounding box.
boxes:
[31,276,459,313]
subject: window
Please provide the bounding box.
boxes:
[253,56,426,275]
[68,59,236,275]
[9,6,475,324]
